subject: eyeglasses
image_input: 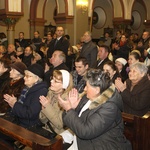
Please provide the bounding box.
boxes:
[24,74,34,78]
[50,77,62,84]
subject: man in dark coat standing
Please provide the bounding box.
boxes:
[47,26,69,59]
[80,31,98,68]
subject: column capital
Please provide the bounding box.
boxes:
[29,18,46,26]
[54,13,74,24]
[2,17,20,30]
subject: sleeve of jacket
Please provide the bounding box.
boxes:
[61,39,69,56]
[12,88,47,119]
[41,103,64,130]
[90,45,98,68]
[63,102,119,140]
[121,87,150,111]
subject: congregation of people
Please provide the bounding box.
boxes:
[0,27,150,150]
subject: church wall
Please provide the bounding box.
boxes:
[14,0,31,39]
[92,0,113,39]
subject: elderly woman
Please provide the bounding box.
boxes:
[58,69,131,150]
[115,62,150,116]
[4,63,48,128]
[39,70,73,134]
[0,61,27,113]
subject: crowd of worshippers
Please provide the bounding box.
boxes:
[0,27,150,150]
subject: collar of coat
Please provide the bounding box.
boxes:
[88,84,116,110]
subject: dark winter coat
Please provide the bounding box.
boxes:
[80,41,98,68]
[121,75,150,116]
[44,62,69,87]
[114,44,131,60]
[71,70,86,93]
[0,70,10,89]
[93,57,110,70]
[63,84,132,150]
[11,81,48,128]
[47,37,69,58]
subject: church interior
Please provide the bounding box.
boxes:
[0,1,150,150]
[0,0,150,45]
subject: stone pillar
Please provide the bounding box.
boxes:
[2,18,19,44]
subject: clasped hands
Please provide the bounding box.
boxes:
[4,94,17,108]
[58,88,81,111]
[115,77,126,92]
[39,95,51,109]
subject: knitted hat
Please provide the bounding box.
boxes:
[27,63,44,79]
[115,58,127,66]
[10,62,27,75]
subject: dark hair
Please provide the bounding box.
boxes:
[0,58,11,69]
[130,51,140,60]
[27,45,34,52]
[99,45,110,53]
[104,61,117,71]
[0,32,7,39]
[103,61,120,79]
[75,56,89,66]
[34,31,40,34]
[134,33,138,36]
[84,69,112,93]
[19,32,24,35]
[64,34,70,40]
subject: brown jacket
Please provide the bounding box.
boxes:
[39,90,68,134]
[0,78,25,113]
[121,75,150,116]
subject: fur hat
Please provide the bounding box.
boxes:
[115,58,127,66]
[27,63,44,79]
[10,62,27,75]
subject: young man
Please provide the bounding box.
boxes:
[71,56,89,93]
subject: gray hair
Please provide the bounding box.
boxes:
[85,31,92,38]
[84,69,112,93]
[130,62,148,75]
[57,50,66,63]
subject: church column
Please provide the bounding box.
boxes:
[0,0,24,44]
[2,18,19,44]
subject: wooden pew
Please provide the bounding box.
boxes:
[0,117,63,150]
[122,112,150,150]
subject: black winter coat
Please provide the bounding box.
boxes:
[63,84,132,150]
[121,75,150,116]
[11,81,48,128]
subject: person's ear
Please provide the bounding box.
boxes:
[95,87,100,95]
[85,64,89,69]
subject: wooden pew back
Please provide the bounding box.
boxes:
[0,117,63,150]
[122,112,150,150]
